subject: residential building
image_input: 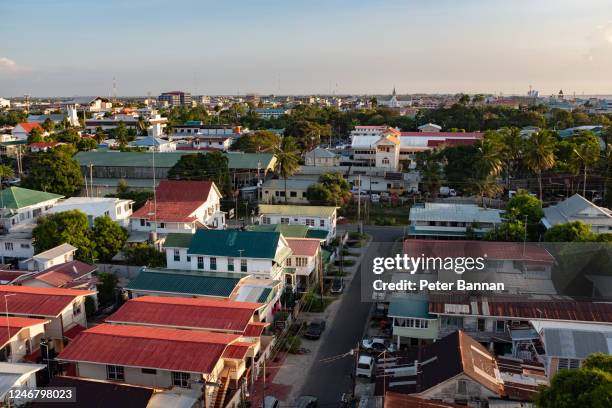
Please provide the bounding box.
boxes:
[417,123,442,132]
[0,187,63,234]
[304,147,340,167]
[0,140,27,158]
[27,243,77,272]
[107,296,266,336]
[158,91,192,107]
[258,204,338,243]
[285,238,321,292]
[130,180,224,233]
[172,123,243,137]
[254,108,290,119]
[63,97,112,113]
[16,260,97,289]
[186,135,233,151]
[245,223,329,241]
[0,317,49,363]
[84,117,139,132]
[259,179,316,204]
[47,197,133,227]
[129,136,177,152]
[408,203,503,238]
[0,285,95,351]
[11,123,46,141]
[164,229,292,283]
[0,363,46,406]
[57,324,248,403]
[541,194,612,234]
[0,98,10,108]
[375,331,504,405]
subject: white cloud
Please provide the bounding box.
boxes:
[0,57,17,70]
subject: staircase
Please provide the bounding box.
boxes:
[212,369,231,408]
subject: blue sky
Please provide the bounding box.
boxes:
[1,0,612,96]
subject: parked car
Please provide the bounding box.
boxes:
[304,319,326,340]
[295,396,318,408]
[372,303,387,320]
[361,337,396,353]
[356,355,375,378]
[331,277,344,294]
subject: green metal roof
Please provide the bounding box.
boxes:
[258,204,337,218]
[0,140,27,146]
[126,269,242,297]
[0,187,63,210]
[188,229,281,260]
[246,224,309,238]
[306,229,329,240]
[163,233,194,248]
[74,151,275,170]
[321,248,333,264]
[388,297,434,319]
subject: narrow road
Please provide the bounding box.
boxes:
[297,226,403,405]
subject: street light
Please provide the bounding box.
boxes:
[573,148,587,197]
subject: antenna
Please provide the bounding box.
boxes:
[112,76,117,103]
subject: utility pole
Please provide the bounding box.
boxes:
[522,214,528,257]
[357,174,362,233]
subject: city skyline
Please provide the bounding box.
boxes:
[1,0,612,96]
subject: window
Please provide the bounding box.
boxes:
[262,217,271,225]
[457,379,467,394]
[140,219,145,226]
[72,302,81,316]
[4,243,13,251]
[305,219,315,226]
[290,191,297,197]
[495,320,505,333]
[197,256,204,269]
[477,318,486,332]
[296,257,307,267]
[280,217,289,224]
[172,371,190,388]
[141,368,157,375]
[286,258,292,267]
[173,249,180,262]
[160,222,165,229]
[186,256,191,262]
[382,158,389,165]
[20,243,30,249]
[228,257,235,271]
[320,220,325,227]
[106,365,124,381]
[210,257,217,270]
[241,259,247,272]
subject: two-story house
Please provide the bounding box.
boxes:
[408,203,503,239]
[285,238,321,292]
[0,286,95,352]
[164,229,292,283]
[0,187,63,267]
[0,317,49,363]
[257,204,338,243]
[130,180,224,234]
[57,324,252,407]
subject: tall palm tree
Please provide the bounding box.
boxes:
[274,137,300,203]
[476,137,504,179]
[524,130,556,201]
[416,151,442,197]
[468,176,503,208]
[499,127,524,187]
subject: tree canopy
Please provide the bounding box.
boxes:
[306,172,352,206]
[167,151,231,194]
[230,130,280,153]
[544,221,597,242]
[22,145,84,196]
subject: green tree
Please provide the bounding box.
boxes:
[77,137,98,151]
[0,164,15,186]
[544,221,596,242]
[484,218,526,242]
[274,137,300,203]
[54,128,80,144]
[96,272,119,307]
[113,122,131,148]
[230,130,280,153]
[167,151,231,194]
[41,118,55,132]
[416,151,443,197]
[306,172,352,206]
[535,353,612,408]
[524,130,556,200]
[123,243,166,267]
[27,127,44,144]
[92,215,128,262]
[506,191,543,239]
[32,210,96,262]
[283,120,331,152]
[23,146,84,196]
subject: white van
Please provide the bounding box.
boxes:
[356,355,374,378]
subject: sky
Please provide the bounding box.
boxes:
[1,0,612,97]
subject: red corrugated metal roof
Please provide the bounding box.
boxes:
[427,138,480,147]
[243,322,268,337]
[0,316,48,347]
[18,123,44,133]
[106,296,262,333]
[400,131,483,138]
[130,180,215,222]
[286,238,320,257]
[0,286,95,317]
[0,270,28,283]
[404,240,554,263]
[26,260,97,288]
[57,324,239,374]
[63,324,86,340]
[222,342,254,360]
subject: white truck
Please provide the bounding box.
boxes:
[439,186,457,197]
[356,355,375,378]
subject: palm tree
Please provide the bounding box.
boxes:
[416,151,442,197]
[469,176,503,208]
[499,127,524,187]
[274,137,300,203]
[476,137,504,179]
[524,130,556,200]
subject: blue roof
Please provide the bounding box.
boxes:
[388,297,434,319]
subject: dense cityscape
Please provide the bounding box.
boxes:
[0,1,611,408]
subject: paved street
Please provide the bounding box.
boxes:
[296,225,404,405]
